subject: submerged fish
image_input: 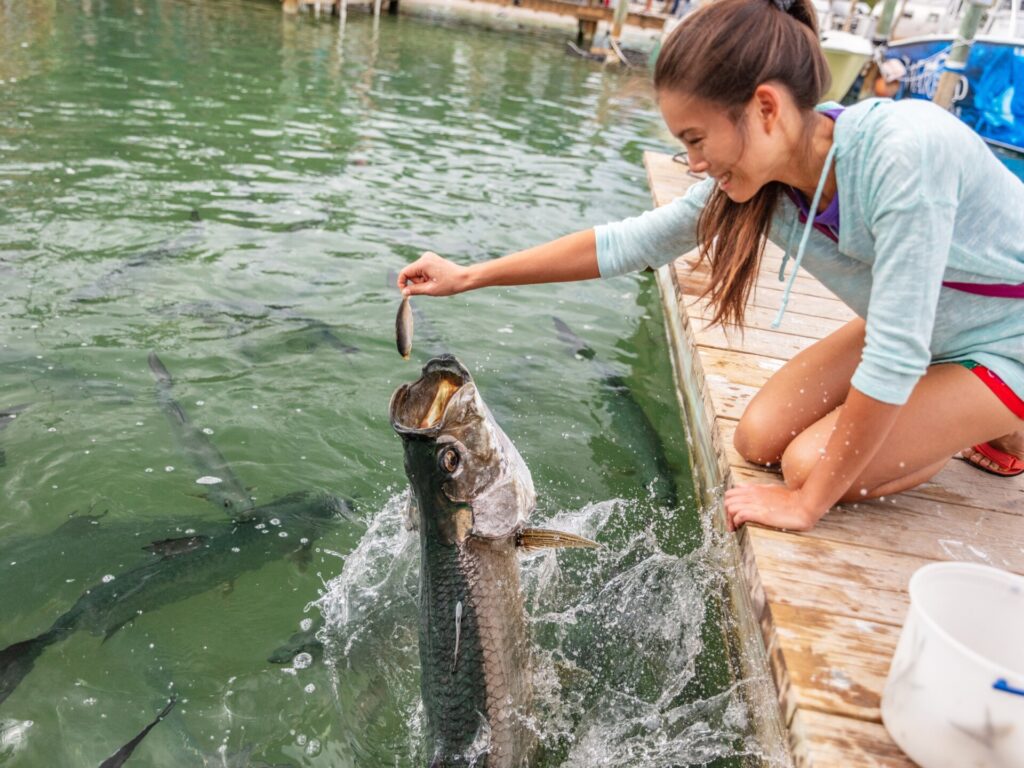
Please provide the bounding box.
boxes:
[390,355,596,767]
[0,491,351,707]
[148,352,253,515]
[397,296,414,359]
[98,696,177,768]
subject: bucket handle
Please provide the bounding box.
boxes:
[993,678,1024,697]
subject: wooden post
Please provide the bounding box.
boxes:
[873,0,899,43]
[933,0,990,108]
[611,0,629,39]
[854,0,900,100]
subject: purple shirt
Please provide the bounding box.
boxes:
[785,107,843,242]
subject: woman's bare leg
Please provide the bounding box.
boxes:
[733,318,865,465]
[781,363,1024,500]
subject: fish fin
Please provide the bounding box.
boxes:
[102,617,136,643]
[517,528,600,550]
[147,351,172,383]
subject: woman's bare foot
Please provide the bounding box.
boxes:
[960,430,1024,476]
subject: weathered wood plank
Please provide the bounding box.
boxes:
[770,602,899,723]
[791,710,916,768]
[747,527,918,626]
[689,297,849,339]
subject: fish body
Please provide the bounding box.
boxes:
[148,352,253,515]
[397,297,414,359]
[391,356,595,767]
[0,491,351,706]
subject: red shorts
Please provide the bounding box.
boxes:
[957,360,1024,420]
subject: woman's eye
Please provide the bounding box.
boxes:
[439,447,460,473]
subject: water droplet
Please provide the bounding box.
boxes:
[145,468,154,473]
[292,653,313,669]
[196,476,223,485]
[202,427,214,435]
[300,618,313,632]
[165,466,175,472]
[304,683,316,694]
[195,400,205,406]
[278,531,288,538]
[101,574,115,583]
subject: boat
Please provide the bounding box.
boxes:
[870,31,1024,153]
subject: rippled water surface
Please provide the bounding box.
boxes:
[0,2,787,766]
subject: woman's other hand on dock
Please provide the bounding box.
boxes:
[723,485,824,533]
[398,252,470,297]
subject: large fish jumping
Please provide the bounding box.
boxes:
[389,355,597,768]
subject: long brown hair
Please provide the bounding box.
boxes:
[654,0,830,327]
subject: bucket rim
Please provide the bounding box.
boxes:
[908,561,1024,680]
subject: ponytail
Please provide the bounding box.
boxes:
[654,0,830,327]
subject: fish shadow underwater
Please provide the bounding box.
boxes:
[0,352,360,766]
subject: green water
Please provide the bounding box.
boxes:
[0,2,786,766]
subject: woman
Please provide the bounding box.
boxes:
[397,0,1024,533]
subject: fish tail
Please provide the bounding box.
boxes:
[0,627,61,705]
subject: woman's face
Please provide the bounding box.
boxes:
[658,89,783,203]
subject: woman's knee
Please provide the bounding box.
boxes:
[734,401,789,466]
[779,433,822,490]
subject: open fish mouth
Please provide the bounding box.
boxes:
[390,355,472,434]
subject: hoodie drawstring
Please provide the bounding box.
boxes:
[772,143,838,329]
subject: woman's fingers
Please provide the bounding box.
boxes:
[397,252,460,297]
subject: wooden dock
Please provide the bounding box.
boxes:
[643,150,1024,767]
[282,0,667,42]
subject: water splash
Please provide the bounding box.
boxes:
[314,494,786,766]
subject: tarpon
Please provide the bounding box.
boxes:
[148,352,253,515]
[390,355,596,767]
[71,210,205,303]
[0,490,352,706]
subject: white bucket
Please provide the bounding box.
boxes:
[881,562,1024,768]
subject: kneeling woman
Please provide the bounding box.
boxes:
[397,0,1024,532]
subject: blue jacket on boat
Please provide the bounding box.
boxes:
[595,98,1024,406]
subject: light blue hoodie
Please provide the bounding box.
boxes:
[595,98,1024,406]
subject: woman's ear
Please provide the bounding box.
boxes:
[751,83,784,134]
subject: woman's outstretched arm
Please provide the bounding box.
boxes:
[397,229,599,297]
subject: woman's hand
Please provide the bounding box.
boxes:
[398,252,471,297]
[723,484,826,533]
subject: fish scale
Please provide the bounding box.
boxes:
[419,535,531,768]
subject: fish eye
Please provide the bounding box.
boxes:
[439,447,460,474]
